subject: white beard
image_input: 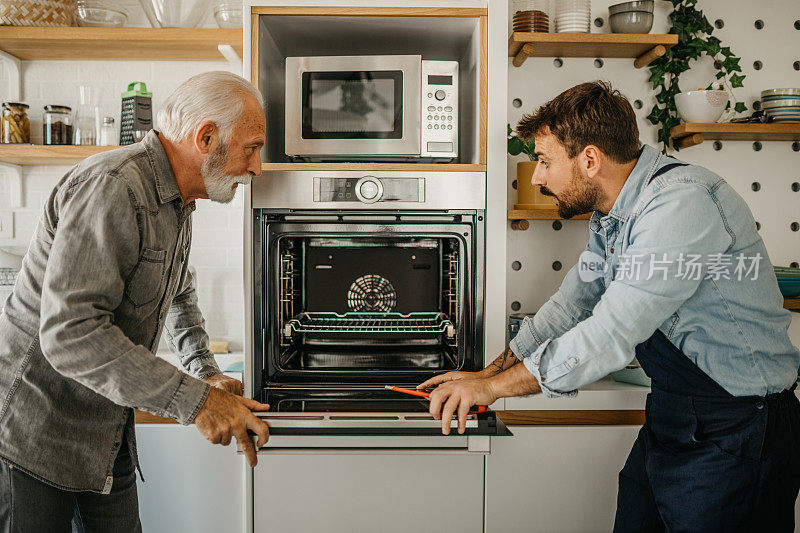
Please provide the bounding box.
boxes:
[201,143,251,204]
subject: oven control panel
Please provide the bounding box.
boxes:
[313,176,425,204]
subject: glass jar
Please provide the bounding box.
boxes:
[99,116,118,146]
[43,105,73,145]
[73,85,99,146]
[2,103,30,144]
[513,0,551,33]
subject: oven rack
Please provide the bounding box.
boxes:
[285,312,455,337]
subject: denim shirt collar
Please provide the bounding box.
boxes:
[590,144,663,232]
[141,130,182,205]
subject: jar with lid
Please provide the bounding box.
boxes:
[99,116,118,146]
[43,105,73,145]
[2,103,30,144]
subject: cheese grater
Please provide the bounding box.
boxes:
[119,82,152,145]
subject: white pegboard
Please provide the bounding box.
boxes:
[505,0,800,345]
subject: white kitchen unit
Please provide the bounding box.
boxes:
[136,425,245,533]
[252,446,484,532]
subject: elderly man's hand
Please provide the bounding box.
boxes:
[203,373,244,396]
[428,378,498,435]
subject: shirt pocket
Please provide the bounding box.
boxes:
[125,248,167,308]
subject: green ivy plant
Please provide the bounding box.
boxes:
[646,0,746,152]
[507,124,538,161]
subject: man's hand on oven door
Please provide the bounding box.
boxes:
[203,373,244,396]
[428,379,498,436]
[194,387,271,467]
[416,370,483,392]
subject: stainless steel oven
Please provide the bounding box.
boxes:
[248,171,506,438]
[285,55,459,161]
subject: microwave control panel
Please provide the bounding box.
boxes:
[313,176,425,204]
[421,60,458,159]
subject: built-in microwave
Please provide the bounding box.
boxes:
[285,55,458,162]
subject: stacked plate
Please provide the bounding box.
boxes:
[555,7,592,33]
[513,9,549,32]
[761,88,800,123]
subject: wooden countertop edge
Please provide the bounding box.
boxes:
[135,409,646,426]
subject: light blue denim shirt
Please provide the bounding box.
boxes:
[510,145,799,398]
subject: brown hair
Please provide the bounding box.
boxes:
[516,81,640,163]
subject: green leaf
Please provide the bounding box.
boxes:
[734,102,747,113]
[729,72,746,88]
[507,136,524,156]
[722,56,742,73]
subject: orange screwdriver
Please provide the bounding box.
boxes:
[384,385,487,413]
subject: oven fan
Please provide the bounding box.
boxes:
[346,275,397,313]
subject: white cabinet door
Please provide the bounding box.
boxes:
[253,453,484,533]
[486,426,640,533]
[136,425,245,533]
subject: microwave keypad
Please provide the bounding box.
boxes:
[421,60,458,157]
[314,177,424,203]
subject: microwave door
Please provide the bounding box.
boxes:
[285,55,421,158]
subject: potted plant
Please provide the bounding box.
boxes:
[507,124,552,207]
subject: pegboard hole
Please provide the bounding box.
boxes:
[512,98,522,108]
[751,182,761,192]
[792,222,800,232]
[753,100,761,111]
[512,179,518,190]
[714,19,724,29]
[792,182,800,192]
[633,99,643,110]
[753,60,763,70]
[795,20,800,30]
[754,19,764,30]
[552,220,563,231]
[712,141,723,151]
[794,61,800,71]
[593,58,604,68]
[511,261,522,271]
[713,59,723,70]
[791,262,800,269]
[552,261,562,271]
[752,141,762,151]
[511,301,521,311]
[553,58,563,68]
[793,142,800,152]
[594,17,604,27]
[755,221,761,231]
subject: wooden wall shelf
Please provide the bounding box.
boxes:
[0,144,117,166]
[497,410,645,426]
[669,123,800,149]
[508,208,592,226]
[785,298,800,312]
[0,27,243,61]
[508,32,678,68]
[262,163,486,172]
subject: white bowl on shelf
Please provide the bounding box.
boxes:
[675,90,729,123]
[139,0,213,28]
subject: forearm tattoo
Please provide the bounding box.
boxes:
[487,348,519,374]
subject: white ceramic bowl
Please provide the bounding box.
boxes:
[675,90,729,123]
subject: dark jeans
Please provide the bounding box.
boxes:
[0,442,141,533]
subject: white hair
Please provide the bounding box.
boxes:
[157,71,263,144]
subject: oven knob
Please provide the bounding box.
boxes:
[355,176,383,204]
[434,89,446,101]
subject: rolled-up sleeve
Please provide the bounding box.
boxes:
[514,183,734,396]
[164,267,221,379]
[38,172,210,424]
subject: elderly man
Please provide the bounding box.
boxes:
[0,71,270,531]
[421,82,800,531]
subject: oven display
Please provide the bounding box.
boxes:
[314,177,424,203]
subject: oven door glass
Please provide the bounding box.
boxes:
[301,71,403,140]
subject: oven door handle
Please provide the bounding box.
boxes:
[241,435,491,455]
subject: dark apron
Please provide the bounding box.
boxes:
[613,161,800,532]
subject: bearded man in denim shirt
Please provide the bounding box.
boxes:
[421,81,800,531]
[0,71,271,531]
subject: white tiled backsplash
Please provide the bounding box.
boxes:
[0,52,246,350]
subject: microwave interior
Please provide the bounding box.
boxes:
[264,233,470,384]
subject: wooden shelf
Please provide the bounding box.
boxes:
[508,208,592,222]
[785,298,800,312]
[669,123,800,149]
[508,32,678,67]
[0,27,242,61]
[262,163,486,172]
[0,144,117,166]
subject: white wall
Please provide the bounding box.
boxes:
[0,3,246,351]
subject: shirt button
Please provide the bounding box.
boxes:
[610,248,615,253]
[755,402,765,410]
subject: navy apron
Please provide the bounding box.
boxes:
[612,162,800,532]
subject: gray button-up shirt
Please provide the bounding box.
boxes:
[0,131,220,493]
